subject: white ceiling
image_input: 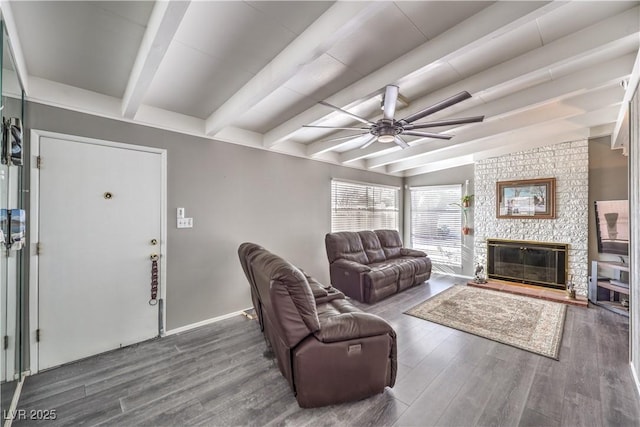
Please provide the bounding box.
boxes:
[2,1,638,176]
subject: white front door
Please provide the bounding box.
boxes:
[37,135,164,371]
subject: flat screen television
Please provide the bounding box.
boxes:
[594,200,629,256]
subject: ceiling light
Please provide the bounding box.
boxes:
[377,135,395,143]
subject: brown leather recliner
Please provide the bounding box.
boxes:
[325,229,432,303]
[238,243,397,408]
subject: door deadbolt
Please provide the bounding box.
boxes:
[104,192,113,199]
[151,239,158,245]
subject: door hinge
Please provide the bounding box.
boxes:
[3,336,7,350]
[36,329,41,342]
[36,242,41,255]
[36,155,42,169]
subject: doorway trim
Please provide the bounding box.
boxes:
[29,129,168,374]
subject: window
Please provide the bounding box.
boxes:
[331,179,399,232]
[410,184,462,266]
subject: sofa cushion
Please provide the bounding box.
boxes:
[250,250,320,347]
[363,263,399,302]
[325,232,369,265]
[374,229,404,259]
[383,258,416,290]
[399,256,432,276]
[358,230,386,263]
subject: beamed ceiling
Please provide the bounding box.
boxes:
[2,1,639,176]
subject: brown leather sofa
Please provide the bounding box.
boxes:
[325,229,432,303]
[238,243,397,408]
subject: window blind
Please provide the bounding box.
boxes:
[410,184,462,266]
[331,179,399,232]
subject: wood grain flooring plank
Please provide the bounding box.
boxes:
[396,325,455,369]
[518,407,561,427]
[524,337,572,423]
[393,359,477,426]
[564,309,602,403]
[392,330,473,405]
[349,393,409,426]
[84,329,262,397]
[595,306,640,426]
[561,392,603,427]
[474,348,540,427]
[434,353,504,427]
[16,385,86,413]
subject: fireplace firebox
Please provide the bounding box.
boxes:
[487,239,569,290]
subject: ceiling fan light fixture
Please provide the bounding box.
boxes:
[377,134,395,143]
[307,85,483,150]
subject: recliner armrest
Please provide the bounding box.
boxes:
[400,248,427,257]
[314,312,395,343]
[332,259,371,273]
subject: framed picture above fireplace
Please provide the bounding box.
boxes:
[496,177,556,219]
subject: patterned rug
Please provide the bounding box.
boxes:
[405,285,566,359]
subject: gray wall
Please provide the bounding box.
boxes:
[588,136,629,264]
[25,101,402,330]
[404,164,475,277]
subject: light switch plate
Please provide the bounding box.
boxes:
[177,218,193,228]
[177,207,185,219]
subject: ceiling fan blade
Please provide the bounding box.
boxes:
[400,91,472,124]
[395,136,410,149]
[402,131,453,140]
[303,125,369,130]
[383,85,399,120]
[319,132,370,143]
[359,135,377,149]
[319,101,375,125]
[403,115,484,130]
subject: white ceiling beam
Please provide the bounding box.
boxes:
[612,47,640,150]
[306,134,370,157]
[263,1,569,148]
[402,129,590,177]
[0,0,30,93]
[338,8,639,164]
[121,0,191,119]
[364,55,634,169]
[388,104,620,174]
[204,1,386,137]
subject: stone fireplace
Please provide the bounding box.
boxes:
[487,239,568,290]
[473,140,589,296]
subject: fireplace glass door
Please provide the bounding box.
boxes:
[487,240,567,289]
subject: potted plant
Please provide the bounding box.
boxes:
[462,194,474,208]
[450,200,472,235]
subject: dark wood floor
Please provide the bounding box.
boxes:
[15,275,640,426]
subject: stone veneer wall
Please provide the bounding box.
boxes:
[474,140,589,295]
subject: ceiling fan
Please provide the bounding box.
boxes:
[304,85,484,149]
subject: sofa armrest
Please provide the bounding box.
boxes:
[400,248,427,257]
[332,259,371,273]
[314,312,395,343]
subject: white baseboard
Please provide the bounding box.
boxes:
[164,308,252,336]
[631,362,640,399]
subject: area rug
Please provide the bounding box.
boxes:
[405,285,566,359]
